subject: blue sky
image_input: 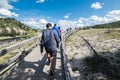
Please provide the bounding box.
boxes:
[0,0,120,29]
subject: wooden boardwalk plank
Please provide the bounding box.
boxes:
[40,51,63,80]
[2,47,63,80]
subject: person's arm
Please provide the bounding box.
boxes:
[53,31,59,48]
[40,32,44,54]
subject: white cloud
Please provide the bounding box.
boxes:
[11,12,19,17]
[64,13,72,19]
[36,0,45,3]
[0,0,18,17]
[91,2,103,9]
[39,19,48,24]
[64,15,69,19]
[0,8,18,17]
[106,10,120,21]
[58,10,120,30]
[57,20,74,29]
[77,10,120,27]
[107,10,120,15]
[90,15,105,24]
[77,16,107,26]
[78,19,83,23]
[0,0,13,9]
[57,20,84,30]
[22,10,120,29]
[22,18,48,28]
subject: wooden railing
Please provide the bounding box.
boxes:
[61,30,80,80]
[0,36,30,49]
[0,36,38,57]
[0,36,40,75]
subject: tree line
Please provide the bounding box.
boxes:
[91,21,120,29]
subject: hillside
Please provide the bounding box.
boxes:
[0,18,37,37]
[65,29,120,80]
[91,21,120,28]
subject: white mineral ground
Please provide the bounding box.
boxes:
[65,29,120,80]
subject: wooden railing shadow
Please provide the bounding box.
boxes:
[3,50,47,80]
[68,48,120,80]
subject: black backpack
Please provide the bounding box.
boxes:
[42,29,53,46]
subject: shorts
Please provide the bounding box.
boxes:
[46,50,57,65]
[46,50,57,57]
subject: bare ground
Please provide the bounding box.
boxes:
[65,29,120,80]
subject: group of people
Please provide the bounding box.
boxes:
[40,23,62,76]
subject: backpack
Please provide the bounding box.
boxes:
[42,29,52,46]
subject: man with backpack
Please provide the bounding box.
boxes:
[40,23,59,76]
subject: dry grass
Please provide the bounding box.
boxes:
[0,50,18,64]
[0,41,35,64]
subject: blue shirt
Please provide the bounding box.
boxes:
[52,26,60,37]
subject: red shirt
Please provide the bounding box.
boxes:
[59,29,62,36]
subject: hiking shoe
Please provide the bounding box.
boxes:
[49,71,54,76]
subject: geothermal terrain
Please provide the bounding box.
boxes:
[65,29,120,80]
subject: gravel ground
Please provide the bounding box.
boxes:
[65,29,120,80]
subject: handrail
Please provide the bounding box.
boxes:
[0,41,39,75]
[0,36,30,41]
[0,36,39,57]
[61,30,80,80]
[60,42,74,80]
[80,36,98,56]
[0,36,31,50]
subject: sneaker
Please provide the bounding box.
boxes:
[49,71,54,76]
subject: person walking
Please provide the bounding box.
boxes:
[40,23,59,76]
[58,27,62,41]
[52,24,61,40]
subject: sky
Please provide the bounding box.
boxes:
[0,0,120,29]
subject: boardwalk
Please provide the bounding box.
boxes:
[4,46,63,80]
[40,50,63,80]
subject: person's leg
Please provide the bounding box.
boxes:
[49,51,57,76]
[47,53,51,64]
[46,50,50,65]
[50,56,54,71]
[60,35,62,41]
